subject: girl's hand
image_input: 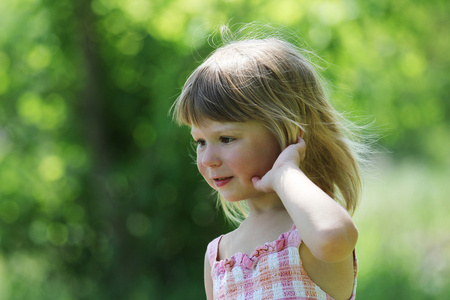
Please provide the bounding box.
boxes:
[252,137,306,193]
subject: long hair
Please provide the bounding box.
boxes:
[172,28,369,224]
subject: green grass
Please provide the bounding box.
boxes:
[355,156,450,299]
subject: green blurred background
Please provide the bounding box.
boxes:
[0,0,449,299]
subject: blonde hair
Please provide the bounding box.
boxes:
[172,27,368,224]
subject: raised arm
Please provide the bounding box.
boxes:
[252,138,358,263]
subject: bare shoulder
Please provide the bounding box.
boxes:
[300,242,355,300]
[216,229,238,261]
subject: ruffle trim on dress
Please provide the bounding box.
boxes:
[214,226,300,272]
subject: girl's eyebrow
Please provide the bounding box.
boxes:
[190,124,244,136]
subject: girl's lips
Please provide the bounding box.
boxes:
[213,176,233,188]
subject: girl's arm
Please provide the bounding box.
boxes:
[204,252,214,299]
[252,138,358,263]
[274,165,357,262]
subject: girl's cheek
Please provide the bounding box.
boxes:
[199,168,216,189]
[197,162,207,179]
[196,154,202,171]
[197,163,204,175]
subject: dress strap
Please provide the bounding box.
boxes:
[206,235,223,265]
[286,224,302,248]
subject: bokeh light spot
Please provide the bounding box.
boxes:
[148,3,186,41]
[47,223,69,246]
[40,93,67,130]
[103,11,127,35]
[263,0,304,24]
[400,52,426,78]
[27,45,51,70]
[29,220,48,245]
[308,25,332,49]
[123,0,152,23]
[126,212,151,237]
[317,1,345,25]
[38,155,65,182]
[17,92,43,125]
[116,32,144,56]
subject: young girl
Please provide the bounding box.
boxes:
[172,26,367,300]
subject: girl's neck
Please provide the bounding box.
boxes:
[246,192,285,215]
[242,195,292,230]
[238,205,293,245]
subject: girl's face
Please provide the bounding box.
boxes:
[190,120,281,202]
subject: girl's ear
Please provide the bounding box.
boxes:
[298,128,304,138]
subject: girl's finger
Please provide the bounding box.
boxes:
[251,176,260,185]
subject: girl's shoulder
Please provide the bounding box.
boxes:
[206,228,238,265]
[216,228,239,261]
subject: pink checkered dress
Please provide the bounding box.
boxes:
[206,225,357,299]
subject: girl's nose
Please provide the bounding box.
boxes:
[200,147,221,168]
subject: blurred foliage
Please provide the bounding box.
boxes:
[0,0,449,299]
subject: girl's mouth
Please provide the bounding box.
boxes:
[213,176,233,188]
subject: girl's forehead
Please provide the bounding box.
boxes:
[190,120,266,136]
[191,120,242,134]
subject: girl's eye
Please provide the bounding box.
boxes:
[194,139,206,147]
[220,137,235,144]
